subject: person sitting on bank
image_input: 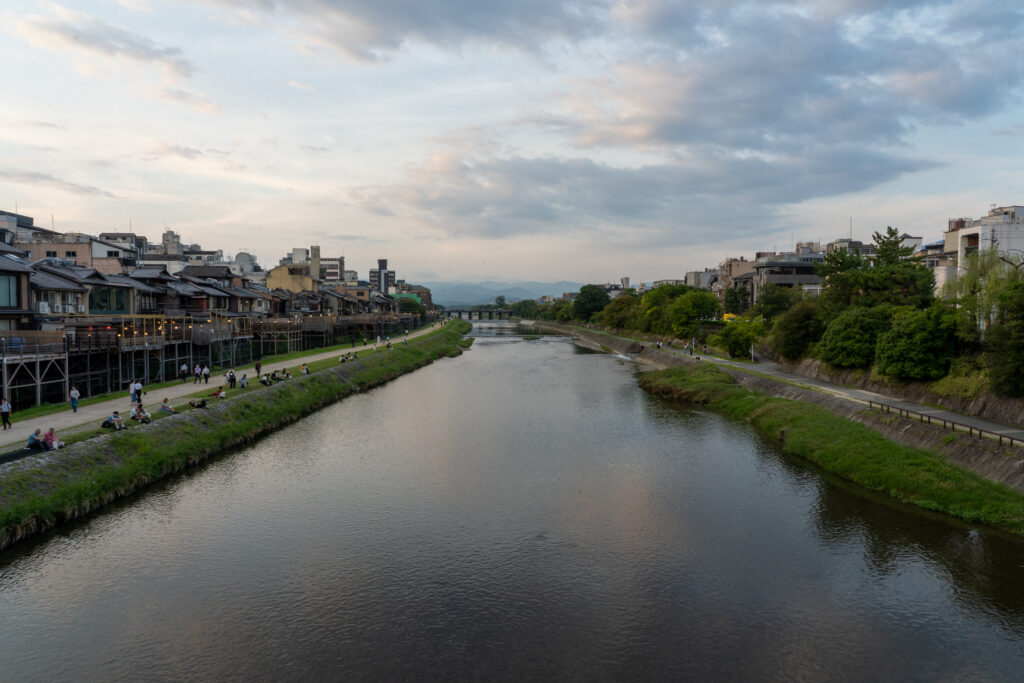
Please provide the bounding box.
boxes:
[160,398,177,414]
[300,363,309,374]
[339,354,347,363]
[188,399,208,409]
[271,370,283,382]
[43,427,64,450]
[209,386,226,398]
[259,374,272,386]
[130,404,152,423]
[27,428,46,451]
[239,373,248,388]
[103,411,126,430]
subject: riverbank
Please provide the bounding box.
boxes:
[639,364,1024,536]
[0,321,471,551]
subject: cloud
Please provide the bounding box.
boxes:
[353,145,932,242]
[300,145,330,152]
[17,119,67,130]
[196,0,605,60]
[13,5,195,79]
[149,143,205,159]
[0,170,116,198]
[286,80,315,92]
[153,87,219,113]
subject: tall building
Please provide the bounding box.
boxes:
[369,258,396,292]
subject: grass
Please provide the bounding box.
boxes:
[0,320,472,550]
[639,363,1024,537]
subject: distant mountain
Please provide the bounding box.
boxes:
[419,281,584,306]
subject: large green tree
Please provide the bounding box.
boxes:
[724,286,751,315]
[769,299,824,360]
[875,304,958,381]
[600,292,640,329]
[509,299,539,319]
[573,285,611,321]
[638,284,691,333]
[818,306,893,368]
[667,290,720,338]
[985,281,1024,397]
[752,283,799,326]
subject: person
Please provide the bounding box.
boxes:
[180,363,189,382]
[43,428,64,450]
[129,379,138,404]
[130,404,151,423]
[27,429,45,451]
[402,339,407,346]
[352,351,358,359]
[188,399,208,409]
[271,370,281,382]
[209,386,226,398]
[194,364,202,384]
[255,360,262,377]
[226,369,236,389]
[69,385,81,413]
[134,378,144,400]
[300,364,309,375]
[239,374,247,389]
[160,398,177,414]
[1,397,11,430]
[259,374,272,386]
[339,355,347,363]
[202,365,210,384]
[103,410,126,430]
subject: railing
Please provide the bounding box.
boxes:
[1,331,67,357]
[867,400,1023,449]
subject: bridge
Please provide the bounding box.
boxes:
[447,309,512,320]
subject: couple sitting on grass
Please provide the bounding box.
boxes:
[27,427,64,451]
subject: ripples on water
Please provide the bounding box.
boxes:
[2,321,1024,680]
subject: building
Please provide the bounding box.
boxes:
[749,243,825,303]
[716,256,756,299]
[944,205,1024,272]
[369,259,396,292]
[15,234,136,273]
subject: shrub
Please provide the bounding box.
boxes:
[769,299,823,360]
[875,304,957,381]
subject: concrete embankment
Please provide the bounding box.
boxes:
[536,321,1024,496]
[0,322,471,552]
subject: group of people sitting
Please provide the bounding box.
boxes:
[258,369,292,386]
[338,352,359,363]
[27,427,64,451]
[102,397,180,430]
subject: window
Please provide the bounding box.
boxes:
[65,251,77,258]
[0,275,18,307]
[45,251,57,258]
[107,250,119,257]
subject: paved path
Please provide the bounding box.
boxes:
[0,322,447,452]
[563,324,1024,445]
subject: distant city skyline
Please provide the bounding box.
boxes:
[2,0,1022,283]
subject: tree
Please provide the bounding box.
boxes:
[752,283,798,326]
[872,225,915,266]
[638,284,690,333]
[985,281,1024,397]
[600,292,639,329]
[816,248,866,321]
[875,304,958,381]
[509,299,539,319]
[769,299,824,360]
[818,306,893,368]
[397,297,425,314]
[713,320,765,358]
[667,290,720,338]
[724,287,750,315]
[493,295,507,308]
[573,285,611,321]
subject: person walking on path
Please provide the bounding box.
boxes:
[202,365,210,384]
[133,379,144,402]
[180,363,189,383]
[69,386,80,413]
[129,380,138,405]
[194,364,201,384]
[1,398,11,430]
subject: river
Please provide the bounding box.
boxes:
[2,321,1023,680]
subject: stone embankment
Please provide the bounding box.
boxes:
[537,322,1024,494]
[0,322,471,551]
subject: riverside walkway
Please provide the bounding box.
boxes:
[0,323,447,453]
[551,323,1024,446]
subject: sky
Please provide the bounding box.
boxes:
[1,0,1022,284]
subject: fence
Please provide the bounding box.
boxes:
[866,400,1023,449]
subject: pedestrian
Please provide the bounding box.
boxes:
[1,397,12,430]
[255,360,262,377]
[180,363,189,382]
[202,365,210,384]
[194,364,201,384]
[129,379,138,404]
[69,385,81,413]
[134,378,144,401]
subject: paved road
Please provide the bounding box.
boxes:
[0,322,447,452]
[565,324,1024,445]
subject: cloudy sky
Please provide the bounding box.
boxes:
[1,0,1022,283]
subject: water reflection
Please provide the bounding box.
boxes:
[1,335,1024,680]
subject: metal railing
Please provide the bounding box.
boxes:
[867,400,1023,449]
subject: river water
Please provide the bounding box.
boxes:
[2,321,1024,681]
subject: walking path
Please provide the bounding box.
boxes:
[563,324,1024,445]
[0,323,446,452]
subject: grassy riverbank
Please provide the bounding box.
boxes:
[0,320,471,550]
[639,363,1024,536]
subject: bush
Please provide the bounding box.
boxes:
[769,299,823,360]
[986,281,1024,397]
[875,304,957,381]
[712,320,765,358]
[819,306,893,369]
